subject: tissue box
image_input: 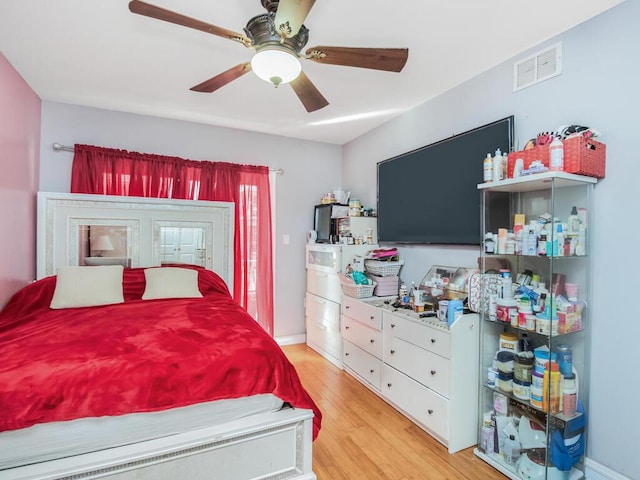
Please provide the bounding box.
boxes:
[558,304,582,334]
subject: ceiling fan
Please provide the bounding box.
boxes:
[128,0,409,112]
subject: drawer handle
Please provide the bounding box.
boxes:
[431,338,436,343]
[390,349,395,354]
[370,339,375,343]
[345,305,350,309]
[430,370,436,375]
[391,323,396,328]
[428,409,434,415]
[345,352,350,356]
[387,383,392,388]
[370,315,375,320]
[370,369,375,374]
[345,325,350,329]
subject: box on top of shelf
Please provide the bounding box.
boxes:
[506,137,606,179]
[507,147,550,179]
[563,136,606,178]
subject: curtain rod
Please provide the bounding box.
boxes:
[51,143,284,175]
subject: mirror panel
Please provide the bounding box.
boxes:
[38,192,234,292]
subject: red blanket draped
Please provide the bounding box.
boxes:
[0,267,321,439]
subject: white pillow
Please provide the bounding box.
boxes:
[142,267,203,300]
[50,265,125,309]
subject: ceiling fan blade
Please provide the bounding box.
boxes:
[305,46,409,72]
[290,71,328,113]
[274,0,316,38]
[190,63,252,93]
[129,0,251,47]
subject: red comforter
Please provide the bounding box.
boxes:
[0,266,321,439]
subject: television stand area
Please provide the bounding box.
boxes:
[341,295,479,453]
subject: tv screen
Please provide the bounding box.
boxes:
[314,204,333,243]
[377,116,514,245]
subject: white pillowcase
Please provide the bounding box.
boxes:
[50,265,125,309]
[142,267,203,300]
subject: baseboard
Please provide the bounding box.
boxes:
[586,458,632,480]
[275,334,306,346]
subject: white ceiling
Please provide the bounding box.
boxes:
[0,1,624,145]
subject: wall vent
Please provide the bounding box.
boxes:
[513,42,562,92]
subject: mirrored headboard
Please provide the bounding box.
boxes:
[37,192,235,293]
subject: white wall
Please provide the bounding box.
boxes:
[39,102,342,339]
[343,1,638,478]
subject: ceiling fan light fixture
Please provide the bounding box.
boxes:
[251,47,302,86]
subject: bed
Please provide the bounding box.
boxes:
[0,265,321,480]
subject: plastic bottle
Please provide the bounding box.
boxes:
[504,434,521,465]
[575,225,587,256]
[543,362,561,413]
[408,282,416,308]
[483,153,494,183]
[555,224,565,257]
[550,363,562,414]
[562,373,578,417]
[526,226,537,256]
[493,148,503,182]
[568,206,581,233]
[549,136,564,171]
[399,283,408,303]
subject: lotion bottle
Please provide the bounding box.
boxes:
[493,148,503,182]
[549,136,564,171]
[483,153,494,182]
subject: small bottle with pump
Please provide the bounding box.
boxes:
[492,148,503,182]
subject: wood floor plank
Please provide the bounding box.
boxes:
[283,343,507,480]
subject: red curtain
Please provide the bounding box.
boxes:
[71,144,274,335]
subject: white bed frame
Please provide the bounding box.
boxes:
[16,192,318,480]
[4,408,316,480]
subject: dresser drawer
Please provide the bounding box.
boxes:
[384,336,450,397]
[342,296,382,330]
[305,292,340,331]
[343,340,381,390]
[384,312,450,359]
[382,364,449,442]
[306,270,341,304]
[342,316,383,359]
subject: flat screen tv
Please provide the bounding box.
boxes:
[377,116,514,245]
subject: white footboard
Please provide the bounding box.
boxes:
[3,408,316,480]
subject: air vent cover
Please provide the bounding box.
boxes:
[513,43,562,91]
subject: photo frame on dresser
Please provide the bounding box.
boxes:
[37,192,235,293]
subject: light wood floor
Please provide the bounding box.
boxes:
[282,343,507,480]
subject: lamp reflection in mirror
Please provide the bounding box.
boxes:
[91,235,114,257]
[251,47,302,86]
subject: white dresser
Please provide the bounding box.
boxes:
[341,295,384,390]
[341,297,479,454]
[304,243,375,368]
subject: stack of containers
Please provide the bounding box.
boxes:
[364,259,404,296]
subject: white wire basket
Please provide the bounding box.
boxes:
[364,259,404,277]
[340,274,376,299]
